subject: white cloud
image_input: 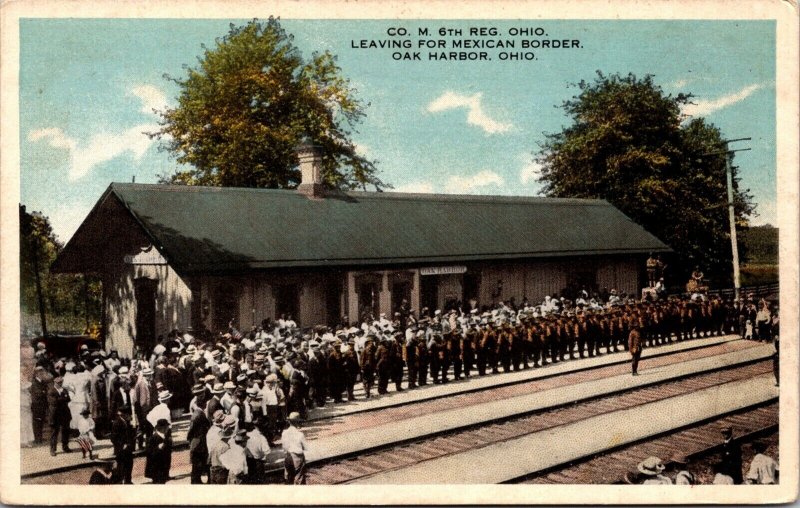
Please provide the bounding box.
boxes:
[665,78,689,89]
[28,123,157,181]
[682,83,765,117]
[48,203,94,244]
[445,170,505,193]
[130,84,168,115]
[427,91,512,134]
[392,181,435,194]
[519,158,543,185]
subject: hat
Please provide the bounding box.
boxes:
[203,374,216,383]
[213,410,225,424]
[637,456,665,476]
[141,367,154,376]
[118,366,130,376]
[191,383,206,395]
[288,412,301,424]
[223,381,236,390]
[246,386,261,398]
[222,415,237,428]
[265,373,278,383]
[158,390,173,402]
[210,382,225,394]
[236,373,248,383]
[36,342,46,350]
[155,418,170,429]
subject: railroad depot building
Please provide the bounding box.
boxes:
[53,157,670,358]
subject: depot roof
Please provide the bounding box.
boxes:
[52,183,671,274]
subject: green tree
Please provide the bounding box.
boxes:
[20,205,101,335]
[536,72,755,286]
[153,18,385,190]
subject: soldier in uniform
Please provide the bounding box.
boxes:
[360,336,377,398]
[449,329,463,380]
[415,331,429,386]
[326,344,344,403]
[390,334,405,392]
[341,343,360,401]
[462,326,476,377]
[496,324,512,373]
[375,337,391,395]
[403,330,418,389]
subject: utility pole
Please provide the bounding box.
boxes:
[704,137,751,301]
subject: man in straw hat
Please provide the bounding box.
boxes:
[281,412,308,484]
[147,390,173,430]
[209,416,236,484]
[637,456,672,485]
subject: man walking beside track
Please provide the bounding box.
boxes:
[282,412,308,484]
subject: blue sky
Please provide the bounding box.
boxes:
[19,19,776,243]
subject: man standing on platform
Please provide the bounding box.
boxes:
[48,376,72,456]
[282,412,308,484]
[628,325,643,376]
[144,419,173,484]
[110,407,136,484]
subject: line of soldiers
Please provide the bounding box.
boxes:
[349,296,740,396]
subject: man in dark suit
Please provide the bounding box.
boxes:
[187,405,211,484]
[30,366,51,444]
[48,376,72,456]
[110,407,137,484]
[720,427,743,484]
[144,419,172,484]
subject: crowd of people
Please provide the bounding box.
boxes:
[626,428,779,485]
[23,286,779,484]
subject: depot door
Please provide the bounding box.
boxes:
[134,278,157,352]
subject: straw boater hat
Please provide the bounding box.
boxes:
[288,412,301,424]
[223,381,236,390]
[637,456,665,476]
[158,390,173,403]
[191,383,206,395]
[210,382,225,395]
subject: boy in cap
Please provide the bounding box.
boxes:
[281,412,308,484]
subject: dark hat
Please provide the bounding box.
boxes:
[155,418,170,428]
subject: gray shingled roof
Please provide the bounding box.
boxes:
[54,183,671,274]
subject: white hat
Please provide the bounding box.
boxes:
[637,456,665,476]
[157,390,173,402]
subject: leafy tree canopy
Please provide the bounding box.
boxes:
[536,72,755,285]
[153,18,385,190]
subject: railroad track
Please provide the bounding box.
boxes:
[304,360,775,484]
[517,402,778,484]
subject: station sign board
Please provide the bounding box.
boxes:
[419,265,467,276]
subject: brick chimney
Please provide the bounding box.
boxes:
[296,138,325,198]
